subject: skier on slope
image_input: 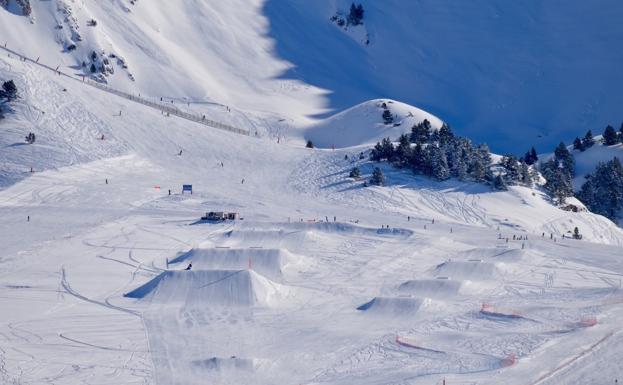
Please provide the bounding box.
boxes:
[185,262,192,271]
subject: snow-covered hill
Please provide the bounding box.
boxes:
[306,99,443,148]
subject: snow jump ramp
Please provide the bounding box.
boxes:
[169,248,296,280]
[124,270,286,307]
[433,260,503,280]
[357,296,438,316]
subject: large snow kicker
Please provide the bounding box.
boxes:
[169,248,294,281]
[124,270,287,307]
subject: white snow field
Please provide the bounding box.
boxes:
[2,2,623,385]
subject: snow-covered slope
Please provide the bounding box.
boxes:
[2,1,622,152]
[572,141,623,189]
[263,0,623,152]
[0,0,328,132]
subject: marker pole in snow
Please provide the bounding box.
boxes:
[248,256,252,270]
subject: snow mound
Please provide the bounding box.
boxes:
[397,279,467,298]
[169,248,297,280]
[191,356,255,372]
[289,221,413,238]
[221,222,412,249]
[433,261,503,281]
[124,270,288,307]
[357,296,435,316]
[458,248,529,263]
[305,99,443,148]
[219,228,314,249]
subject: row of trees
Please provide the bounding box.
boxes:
[601,124,623,146]
[573,124,623,151]
[370,120,494,183]
[369,119,544,190]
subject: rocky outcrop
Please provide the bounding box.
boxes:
[2,0,33,16]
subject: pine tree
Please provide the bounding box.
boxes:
[577,175,596,211]
[603,125,619,145]
[438,123,454,146]
[519,160,532,186]
[573,137,585,151]
[394,134,411,167]
[582,130,595,149]
[410,119,431,144]
[553,142,574,176]
[348,3,364,25]
[306,140,314,148]
[469,144,491,182]
[500,155,521,183]
[456,156,468,181]
[370,167,385,186]
[375,137,394,160]
[543,160,573,204]
[430,146,450,181]
[578,157,623,219]
[408,142,426,173]
[572,227,582,240]
[1,80,17,101]
[523,146,538,165]
[477,144,492,166]
[349,166,361,178]
[493,174,507,190]
[382,109,393,125]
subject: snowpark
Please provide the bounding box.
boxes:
[2,1,623,384]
